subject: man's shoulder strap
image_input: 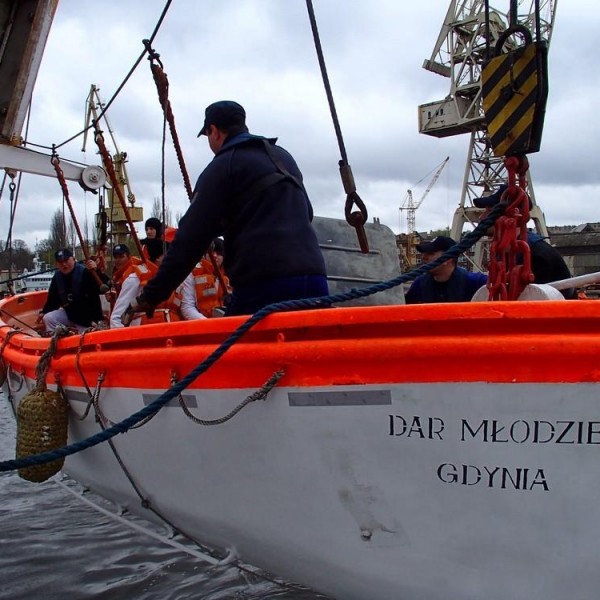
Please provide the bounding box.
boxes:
[240,139,306,201]
[260,139,304,191]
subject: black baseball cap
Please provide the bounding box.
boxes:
[54,248,73,261]
[197,101,247,136]
[112,244,130,256]
[415,236,456,253]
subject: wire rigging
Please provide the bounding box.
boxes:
[49,0,173,151]
[305,0,370,253]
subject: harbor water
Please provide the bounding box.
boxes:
[0,396,330,599]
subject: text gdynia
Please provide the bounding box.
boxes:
[437,463,549,491]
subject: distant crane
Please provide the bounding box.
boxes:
[418,0,556,254]
[399,156,449,269]
[400,156,450,235]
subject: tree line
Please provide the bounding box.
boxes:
[1,197,181,273]
[0,209,76,272]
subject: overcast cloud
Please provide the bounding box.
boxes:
[2,0,598,250]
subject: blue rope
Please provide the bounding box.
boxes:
[0,207,502,474]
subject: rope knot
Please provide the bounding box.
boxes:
[142,39,162,66]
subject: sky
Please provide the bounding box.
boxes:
[2,0,599,252]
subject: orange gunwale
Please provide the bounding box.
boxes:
[2,292,600,389]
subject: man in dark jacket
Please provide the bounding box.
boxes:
[405,236,488,303]
[139,100,328,316]
[474,185,576,299]
[39,248,104,333]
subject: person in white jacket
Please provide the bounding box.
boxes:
[175,239,229,320]
[177,273,208,321]
[110,240,166,328]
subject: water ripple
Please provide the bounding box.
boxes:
[0,396,330,600]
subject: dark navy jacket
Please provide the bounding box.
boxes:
[527,232,575,299]
[42,263,103,326]
[405,266,487,304]
[143,132,326,306]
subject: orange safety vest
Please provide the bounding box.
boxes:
[112,256,143,294]
[123,260,181,325]
[174,258,231,318]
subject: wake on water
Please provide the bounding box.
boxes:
[0,395,329,600]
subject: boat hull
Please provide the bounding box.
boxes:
[2,292,600,599]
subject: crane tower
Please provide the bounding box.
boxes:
[399,156,449,269]
[82,85,144,247]
[418,1,556,254]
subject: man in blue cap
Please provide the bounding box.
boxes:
[474,185,575,299]
[137,100,328,316]
[38,248,104,333]
[405,236,488,304]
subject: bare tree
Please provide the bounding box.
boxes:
[49,209,68,251]
[151,196,172,228]
[151,197,161,219]
[68,218,78,253]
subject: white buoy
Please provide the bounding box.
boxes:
[471,283,565,302]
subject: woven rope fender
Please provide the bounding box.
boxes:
[16,388,68,482]
[16,327,70,482]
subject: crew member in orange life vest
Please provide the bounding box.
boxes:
[107,244,139,302]
[175,238,231,319]
[110,239,178,327]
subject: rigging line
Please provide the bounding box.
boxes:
[10,95,33,233]
[0,171,7,208]
[9,171,23,231]
[305,0,369,253]
[305,0,348,163]
[6,141,92,168]
[411,156,450,188]
[3,97,31,254]
[0,267,56,287]
[3,176,19,253]
[53,0,173,151]
[19,140,53,151]
[0,308,39,335]
[162,113,167,236]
